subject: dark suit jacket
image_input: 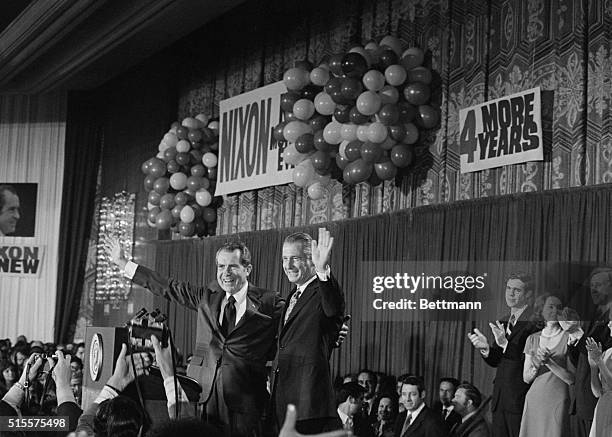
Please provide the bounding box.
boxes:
[568,308,611,420]
[393,407,447,437]
[431,402,461,431]
[482,307,538,414]
[450,413,490,437]
[271,273,344,423]
[350,413,376,437]
[132,265,284,414]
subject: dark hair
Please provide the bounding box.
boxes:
[338,381,367,403]
[439,377,460,389]
[216,241,251,267]
[457,382,482,408]
[588,267,612,286]
[372,392,399,421]
[0,360,17,383]
[505,272,534,294]
[400,376,425,394]
[358,369,378,384]
[70,356,83,369]
[148,418,221,437]
[94,396,146,437]
[284,232,313,259]
[0,185,17,211]
[397,373,416,384]
[532,292,565,328]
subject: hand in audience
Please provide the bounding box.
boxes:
[489,321,508,348]
[468,328,490,351]
[151,335,174,379]
[50,350,72,390]
[108,238,128,270]
[106,343,149,391]
[19,353,45,384]
[280,404,351,437]
[558,307,581,332]
[586,337,603,367]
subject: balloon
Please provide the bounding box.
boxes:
[148,207,161,223]
[143,174,156,191]
[283,143,307,165]
[362,70,386,91]
[367,122,388,143]
[349,46,371,65]
[156,151,165,159]
[188,129,203,143]
[378,103,400,125]
[400,47,425,70]
[361,141,383,163]
[163,132,179,148]
[349,106,370,124]
[162,146,177,162]
[182,117,199,129]
[200,152,217,168]
[149,158,166,178]
[356,125,370,142]
[178,221,196,237]
[195,113,210,126]
[273,121,288,141]
[404,122,419,144]
[196,189,212,206]
[416,105,440,128]
[407,66,432,84]
[159,193,175,210]
[283,67,310,91]
[201,127,216,142]
[284,111,298,122]
[345,140,362,161]
[176,126,189,140]
[341,52,368,78]
[311,150,331,170]
[309,115,330,132]
[340,78,363,101]
[156,210,173,230]
[379,85,400,104]
[348,159,373,183]
[141,159,152,174]
[356,91,382,116]
[324,77,343,95]
[191,164,206,177]
[364,41,379,51]
[301,84,321,101]
[207,121,220,134]
[333,105,351,123]
[377,49,399,70]
[336,153,350,170]
[310,67,330,86]
[328,54,344,76]
[281,92,301,112]
[180,205,195,223]
[175,192,189,205]
[170,172,188,190]
[295,133,315,153]
[153,177,170,194]
[202,207,217,223]
[293,99,315,120]
[340,124,358,142]
[176,152,190,165]
[293,160,316,187]
[323,121,343,144]
[307,182,325,200]
[379,35,403,57]
[398,102,418,122]
[314,92,336,116]
[171,205,184,219]
[313,131,332,152]
[384,64,407,86]
[390,144,414,167]
[176,140,191,153]
[328,88,347,105]
[283,121,313,143]
[374,159,397,181]
[343,163,355,183]
[403,83,431,105]
[190,149,203,165]
[388,125,406,142]
[379,136,396,150]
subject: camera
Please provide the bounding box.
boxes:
[126,308,169,352]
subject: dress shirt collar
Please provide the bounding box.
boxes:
[461,411,477,423]
[225,280,249,305]
[406,402,426,423]
[296,274,317,293]
[510,305,528,320]
[337,406,350,425]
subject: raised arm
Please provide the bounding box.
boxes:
[311,228,344,317]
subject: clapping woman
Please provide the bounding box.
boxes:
[585,314,612,437]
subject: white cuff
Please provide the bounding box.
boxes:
[568,328,584,345]
[124,261,138,279]
[316,265,330,281]
[94,385,119,404]
[56,385,77,405]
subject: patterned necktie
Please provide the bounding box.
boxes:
[507,314,516,336]
[284,289,302,323]
[221,295,236,336]
[400,413,412,436]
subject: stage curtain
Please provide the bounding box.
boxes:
[54,92,103,343]
[0,92,66,341]
[141,184,612,404]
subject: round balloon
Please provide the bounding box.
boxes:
[311,150,331,170]
[170,172,187,190]
[407,66,432,84]
[191,164,206,177]
[180,205,195,223]
[293,99,315,120]
[295,133,315,153]
[367,122,388,143]
[390,144,414,167]
[156,210,173,230]
[148,207,161,223]
[340,124,358,142]
[284,121,313,143]
[404,122,419,144]
[281,92,301,113]
[323,121,343,145]
[403,83,431,105]
[178,221,196,237]
[159,193,175,210]
[313,130,332,152]
[374,159,398,180]
[149,158,166,178]
[400,47,425,70]
[314,92,336,116]
[362,70,386,92]
[153,177,170,194]
[356,91,382,116]
[292,160,315,187]
[283,67,310,91]
[333,105,351,124]
[310,67,330,86]
[379,35,403,57]
[350,106,370,124]
[361,142,383,163]
[341,52,368,78]
[348,159,374,183]
[379,85,400,104]
[416,105,440,129]
[384,64,407,86]
[378,103,400,126]
[176,140,191,153]
[356,125,370,142]
[307,182,325,200]
[196,189,212,207]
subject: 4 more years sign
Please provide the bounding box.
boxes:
[0,245,44,277]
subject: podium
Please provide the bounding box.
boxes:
[83,326,201,422]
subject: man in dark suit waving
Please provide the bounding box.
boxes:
[393,376,446,437]
[110,239,284,437]
[467,272,538,437]
[271,228,345,434]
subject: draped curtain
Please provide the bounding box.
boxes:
[139,184,612,405]
[0,92,66,341]
[175,0,612,235]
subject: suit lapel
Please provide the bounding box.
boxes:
[403,407,426,436]
[281,280,317,333]
[232,286,262,333]
[507,307,532,342]
[204,286,225,335]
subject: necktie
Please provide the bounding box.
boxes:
[221,295,236,336]
[284,289,302,323]
[507,314,516,336]
[400,413,412,436]
[344,416,353,431]
[442,408,448,419]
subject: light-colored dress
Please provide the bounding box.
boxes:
[589,348,612,437]
[519,330,571,437]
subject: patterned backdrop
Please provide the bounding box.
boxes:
[175,0,611,234]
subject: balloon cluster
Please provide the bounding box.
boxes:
[141,114,220,237]
[274,36,439,199]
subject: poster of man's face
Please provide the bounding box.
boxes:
[0,183,37,237]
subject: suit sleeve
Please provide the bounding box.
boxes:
[265,291,285,361]
[56,401,83,432]
[132,264,206,311]
[319,273,344,317]
[483,343,503,367]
